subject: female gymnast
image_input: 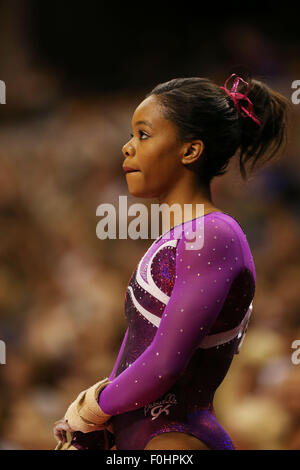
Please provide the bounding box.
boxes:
[53,73,289,450]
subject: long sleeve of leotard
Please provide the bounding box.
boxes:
[99,215,248,415]
[109,328,129,381]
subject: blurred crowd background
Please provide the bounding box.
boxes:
[0,1,299,450]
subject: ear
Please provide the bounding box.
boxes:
[181,140,205,165]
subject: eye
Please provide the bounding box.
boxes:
[130,130,149,140]
[140,130,149,139]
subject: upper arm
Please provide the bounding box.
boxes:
[148,215,245,375]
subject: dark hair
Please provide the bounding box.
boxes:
[146,75,291,183]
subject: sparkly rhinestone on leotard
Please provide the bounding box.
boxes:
[98,212,256,450]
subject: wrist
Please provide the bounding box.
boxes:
[64,377,112,433]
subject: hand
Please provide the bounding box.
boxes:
[106,420,114,434]
[53,418,75,445]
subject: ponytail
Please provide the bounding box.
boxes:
[234,77,292,180]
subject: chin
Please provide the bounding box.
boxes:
[127,184,158,199]
[128,188,152,198]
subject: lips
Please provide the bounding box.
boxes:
[123,166,140,173]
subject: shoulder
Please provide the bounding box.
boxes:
[175,212,250,268]
[178,212,246,247]
[210,212,251,251]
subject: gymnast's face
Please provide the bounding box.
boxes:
[122,95,188,199]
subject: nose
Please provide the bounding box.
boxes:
[122,139,135,158]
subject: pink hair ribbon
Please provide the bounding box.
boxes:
[220,74,261,126]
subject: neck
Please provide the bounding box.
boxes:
[156,172,222,233]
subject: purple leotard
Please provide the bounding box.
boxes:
[98,212,256,450]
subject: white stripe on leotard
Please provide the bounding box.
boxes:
[198,302,253,349]
[127,275,253,350]
[136,239,178,305]
[127,286,161,327]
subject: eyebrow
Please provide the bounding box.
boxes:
[133,120,153,128]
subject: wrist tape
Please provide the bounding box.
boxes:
[64,377,111,433]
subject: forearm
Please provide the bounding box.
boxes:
[99,342,183,415]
